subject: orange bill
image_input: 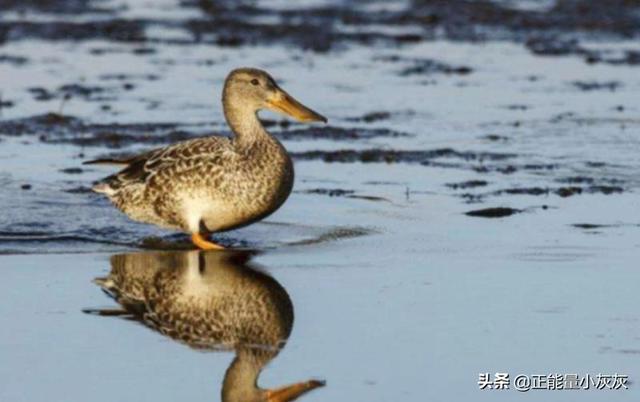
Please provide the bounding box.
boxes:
[267,90,327,123]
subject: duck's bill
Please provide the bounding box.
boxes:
[267,90,327,123]
[265,379,326,402]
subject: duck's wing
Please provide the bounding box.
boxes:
[89,136,233,195]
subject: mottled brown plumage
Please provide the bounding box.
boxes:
[91,250,324,402]
[88,68,326,249]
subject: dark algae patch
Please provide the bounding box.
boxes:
[374,55,473,76]
[446,180,489,190]
[300,188,389,202]
[0,113,409,147]
[457,184,626,203]
[302,188,356,197]
[0,98,14,110]
[0,113,193,143]
[572,81,621,92]
[0,0,114,14]
[399,59,472,76]
[0,54,28,65]
[572,223,610,230]
[62,186,92,194]
[556,176,624,185]
[291,148,517,164]
[465,207,523,218]
[59,167,84,174]
[347,111,392,123]
[1,0,638,57]
[27,83,124,102]
[183,0,640,54]
[28,88,56,102]
[274,126,410,141]
[493,186,624,198]
[482,134,510,142]
[570,223,640,232]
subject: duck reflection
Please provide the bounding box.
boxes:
[88,250,324,402]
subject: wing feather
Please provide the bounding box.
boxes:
[93,136,233,194]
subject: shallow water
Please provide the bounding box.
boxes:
[1,0,639,401]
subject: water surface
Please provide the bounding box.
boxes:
[0,0,639,401]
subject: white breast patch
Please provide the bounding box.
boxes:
[181,195,233,233]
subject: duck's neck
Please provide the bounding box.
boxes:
[223,98,271,149]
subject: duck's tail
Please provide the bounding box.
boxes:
[84,159,129,195]
[89,182,116,195]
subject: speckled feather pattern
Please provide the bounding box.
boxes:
[98,134,293,233]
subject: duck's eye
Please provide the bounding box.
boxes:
[250,79,259,86]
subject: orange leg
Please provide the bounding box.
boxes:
[191,233,225,250]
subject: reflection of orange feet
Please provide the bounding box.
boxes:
[191,233,225,250]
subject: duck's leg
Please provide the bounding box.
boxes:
[191,232,225,250]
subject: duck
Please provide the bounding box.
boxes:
[86,250,325,402]
[86,68,327,250]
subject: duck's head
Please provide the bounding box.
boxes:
[223,68,327,123]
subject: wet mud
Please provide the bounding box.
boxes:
[0,113,408,148]
[1,0,638,54]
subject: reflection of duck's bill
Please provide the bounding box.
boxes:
[265,379,326,402]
